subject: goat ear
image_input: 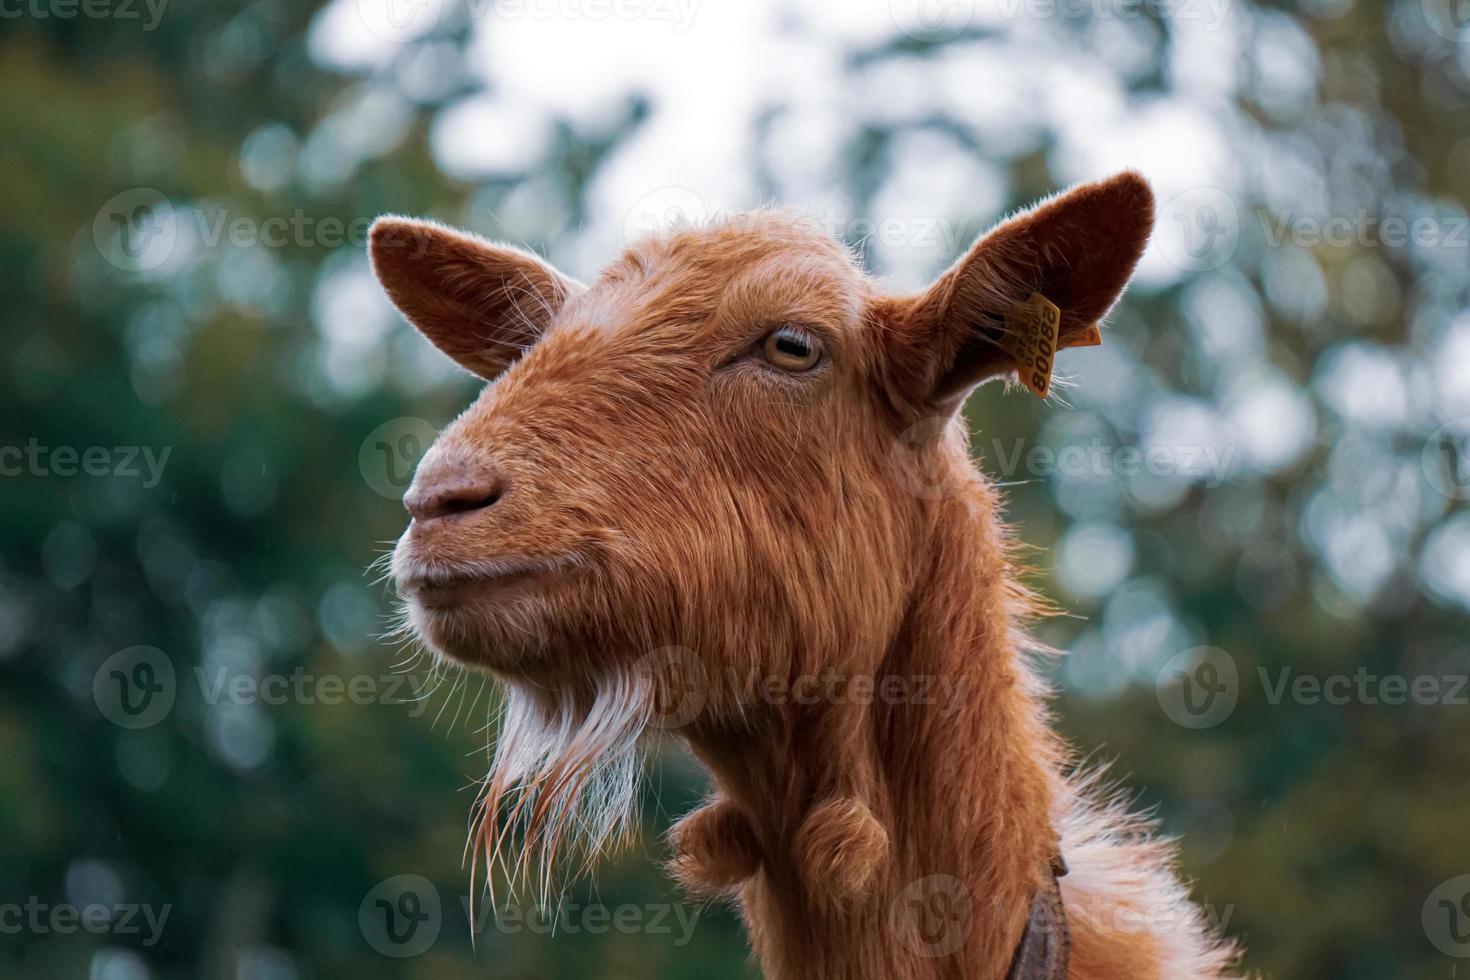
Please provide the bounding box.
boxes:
[896,172,1154,412]
[368,217,581,380]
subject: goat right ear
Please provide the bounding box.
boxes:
[368,217,581,380]
[889,172,1154,413]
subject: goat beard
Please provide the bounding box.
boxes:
[469,668,654,908]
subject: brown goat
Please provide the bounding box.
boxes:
[372,172,1242,979]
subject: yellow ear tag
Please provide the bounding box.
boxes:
[1003,293,1063,398]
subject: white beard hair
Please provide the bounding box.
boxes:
[469,667,654,911]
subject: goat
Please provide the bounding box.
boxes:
[372,171,1242,979]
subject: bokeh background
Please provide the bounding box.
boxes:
[4,0,1470,976]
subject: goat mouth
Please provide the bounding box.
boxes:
[396,556,575,608]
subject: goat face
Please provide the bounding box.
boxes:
[379,213,912,708]
[375,175,1154,723]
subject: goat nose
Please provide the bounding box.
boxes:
[403,463,506,522]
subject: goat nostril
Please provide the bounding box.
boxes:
[439,487,502,516]
[405,481,505,522]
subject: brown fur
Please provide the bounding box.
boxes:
[373,172,1243,979]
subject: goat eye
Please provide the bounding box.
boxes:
[759,326,823,372]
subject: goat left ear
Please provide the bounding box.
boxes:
[368,216,581,381]
[892,171,1154,412]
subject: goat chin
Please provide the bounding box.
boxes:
[400,588,572,677]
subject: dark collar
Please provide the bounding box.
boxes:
[1005,854,1071,980]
